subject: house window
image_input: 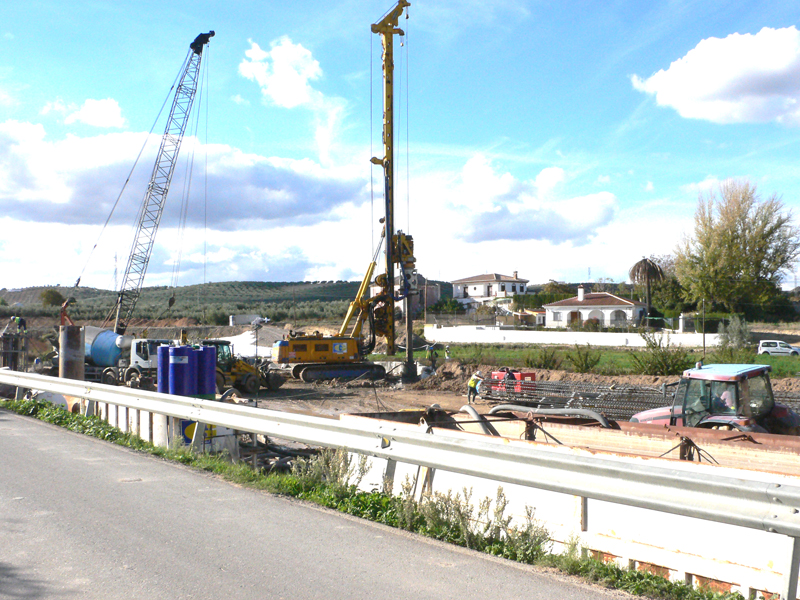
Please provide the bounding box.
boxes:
[553,312,562,321]
[500,284,505,292]
[520,285,525,292]
[511,284,516,293]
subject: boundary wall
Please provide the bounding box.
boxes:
[424,324,720,348]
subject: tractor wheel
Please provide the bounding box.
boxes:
[216,372,226,395]
[124,367,140,383]
[242,374,260,395]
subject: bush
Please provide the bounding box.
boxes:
[629,332,694,375]
[524,347,562,370]
[566,344,601,373]
[712,315,756,363]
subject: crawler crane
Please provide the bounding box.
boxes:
[81,31,214,386]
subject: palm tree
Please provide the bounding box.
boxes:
[629,257,664,325]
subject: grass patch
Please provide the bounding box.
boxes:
[1,396,750,600]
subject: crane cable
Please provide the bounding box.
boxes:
[170,55,206,287]
[73,51,193,290]
[170,46,210,290]
[404,8,410,234]
[152,48,210,322]
[369,29,375,257]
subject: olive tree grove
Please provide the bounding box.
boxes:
[675,179,800,316]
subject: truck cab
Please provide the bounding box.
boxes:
[631,363,800,435]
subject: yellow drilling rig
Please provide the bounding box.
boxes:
[270,0,418,382]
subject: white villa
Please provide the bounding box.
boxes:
[543,286,646,329]
[452,272,529,311]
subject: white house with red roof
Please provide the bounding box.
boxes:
[542,285,646,328]
[451,271,529,310]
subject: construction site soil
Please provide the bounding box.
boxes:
[255,359,800,419]
[15,318,800,417]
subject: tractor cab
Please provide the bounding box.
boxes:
[631,364,799,434]
[671,364,775,428]
[201,340,234,372]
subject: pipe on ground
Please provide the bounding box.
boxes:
[488,404,612,429]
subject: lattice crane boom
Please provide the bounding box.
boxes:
[110,31,214,335]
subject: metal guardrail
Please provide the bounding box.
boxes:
[2,369,800,598]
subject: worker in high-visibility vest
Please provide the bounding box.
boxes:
[467,371,483,404]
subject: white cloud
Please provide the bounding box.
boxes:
[632,26,800,125]
[645,181,654,192]
[596,174,611,184]
[680,176,722,195]
[65,98,126,128]
[41,98,70,115]
[239,38,321,109]
[534,166,565,198]
[238,37,345,164]
[432,155,616,245]
[231,94,250,106]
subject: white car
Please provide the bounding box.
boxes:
[757,340,800,356]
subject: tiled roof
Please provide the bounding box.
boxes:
[452,273,529,284]
[543,292,645,308]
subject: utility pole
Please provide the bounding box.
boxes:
[702,298,706,358]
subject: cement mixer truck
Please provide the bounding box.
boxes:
[84,326,172,387]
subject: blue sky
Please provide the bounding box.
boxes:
[3,1,800,291]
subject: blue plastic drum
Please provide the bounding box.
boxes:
[169,346,198,396]
[157,345,170,394]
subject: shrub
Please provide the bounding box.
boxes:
[629,332,694,375]
[566,344,601,373]
[524,347,562,370]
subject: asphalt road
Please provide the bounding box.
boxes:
[0,409,628,600]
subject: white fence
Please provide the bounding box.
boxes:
[424,324,720,348]
[0,369,797,599]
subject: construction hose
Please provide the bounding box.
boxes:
[488,404,612,429]
[458,405,496,436]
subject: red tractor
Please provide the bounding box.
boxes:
[631,363,800,435]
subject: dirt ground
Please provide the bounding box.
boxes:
[252,353,800,418]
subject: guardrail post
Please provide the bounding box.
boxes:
[782,536,800,600]
[108,403,117,428]
[118,406,128,433]
[140,410,151,443]
[383,459,397,494]
[152,414,168,448]
[128,408,139,437]
[581,496,588,532]
[191,423,207,452]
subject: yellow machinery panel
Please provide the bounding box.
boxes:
[272,336,360,365]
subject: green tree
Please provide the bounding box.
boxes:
[675,179,800,315]
[40,289,66,307]
[648,254,689,315]
[543,280,572,294]
[629,257,664,322]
